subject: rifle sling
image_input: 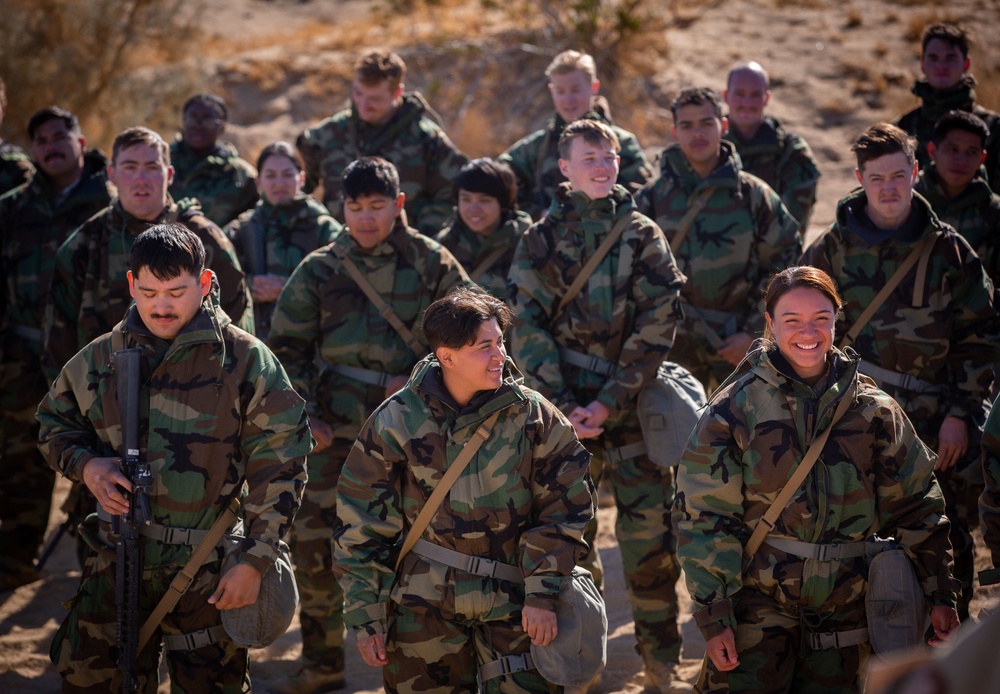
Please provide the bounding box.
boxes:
[335,248,426,356]
[743,382,855,563]
[469,245,509,283]
[838,233,938,349]
[667,186,716,255]
[555,213,633,320]
[395,412,500,572]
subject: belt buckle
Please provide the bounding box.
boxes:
[503,653,528,675]
[468,555,498,578]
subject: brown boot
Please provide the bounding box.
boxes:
[269,663,345,694]
[643,660,694,694]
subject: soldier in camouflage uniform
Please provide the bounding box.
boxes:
[895,23,1000,195]
[434,158,532,301]
[334,287,593,693]
[499,50,653,220]
[0,78,34,196]
[296,50,468,236]
[0,107,113,588]
[507,120,689,692]
[637,87,801,392]
[801,122,1000,622]
[722,62,821,231]
[674,266,960,694]
[225,141,341,341]
[915,110,1000,284]
[269,157,468,693]
[37,224,310,692]
[169,93,259,228]
[45,126,254,384]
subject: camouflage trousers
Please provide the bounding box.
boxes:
[937,467,983,622]
[287,440,347,670]
[577,404,683,667]
[0,355,55,573]
[383,600,558,693]
[697,590,868,694]
[51,535,250,692]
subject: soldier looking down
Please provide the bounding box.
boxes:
[37,223,310,692]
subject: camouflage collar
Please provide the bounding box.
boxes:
[409,355,527,421]
[912,76,978,120]
[725,115,783,151]
[659,140,743,191]
[916,164,993,213]
[835,188,942,248]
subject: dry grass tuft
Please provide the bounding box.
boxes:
[845,7,863,28]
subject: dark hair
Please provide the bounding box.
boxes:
[455,158,517,211]
[354,50,406,89]
[130,224,206,281]
[27,106,80,140]
[670,87,723,121]
[113,126,171,167]
[851,122,916,172]
[256,141,304,172]
[557,119,621,159]
[182,92,228,121]
[931,110,990,148]
[342,156,400,200]
[422,285,514,352]
[762,266,843,341]
[922,23,969,58]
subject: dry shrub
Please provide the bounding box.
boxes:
[903,11,965,42]
[845,7,863,28]
[0,0,203,148]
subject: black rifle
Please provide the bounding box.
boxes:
[112,348,151,693]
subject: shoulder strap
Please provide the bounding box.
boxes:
[743,382,856,562]
[838,233,938,349]
[136,496,241,653]
[668,186,716,254]
[335,249,427,356]
[395,411,501,571]
[555,212,633,320]
[469,245,510,283]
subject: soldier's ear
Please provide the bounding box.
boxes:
[927,142,936,163]
[854,168,863,185]
[127,270,136,299]
[436,346,454,368]
[394,193,406,215]
[199,270,212,297]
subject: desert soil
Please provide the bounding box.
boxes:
[3,0,1000,692]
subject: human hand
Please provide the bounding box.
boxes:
[717,332,754,366]
[81,456,132,516]
[310,417,335,453]
[249,273,287,303]
[522,605,558,646]
[927,605,960,647]
[356,632,388,666]
[568,403,606,439]
[209,562,262,610]
[934,416,967,471]
[705,627,739,671]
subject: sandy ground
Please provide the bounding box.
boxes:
[4,0,1000,691]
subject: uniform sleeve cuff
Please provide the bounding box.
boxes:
[344,603,387,633]
[693,598,737,641]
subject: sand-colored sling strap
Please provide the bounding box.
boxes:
[395,411,501,572]
[334,248,426,356]
[665,186,716,255]
[469,245,510,283]
[554,213,633,319]
[743,382,856,563]
[838,232,939,349]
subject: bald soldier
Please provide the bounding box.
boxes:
[723,61,821,232]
